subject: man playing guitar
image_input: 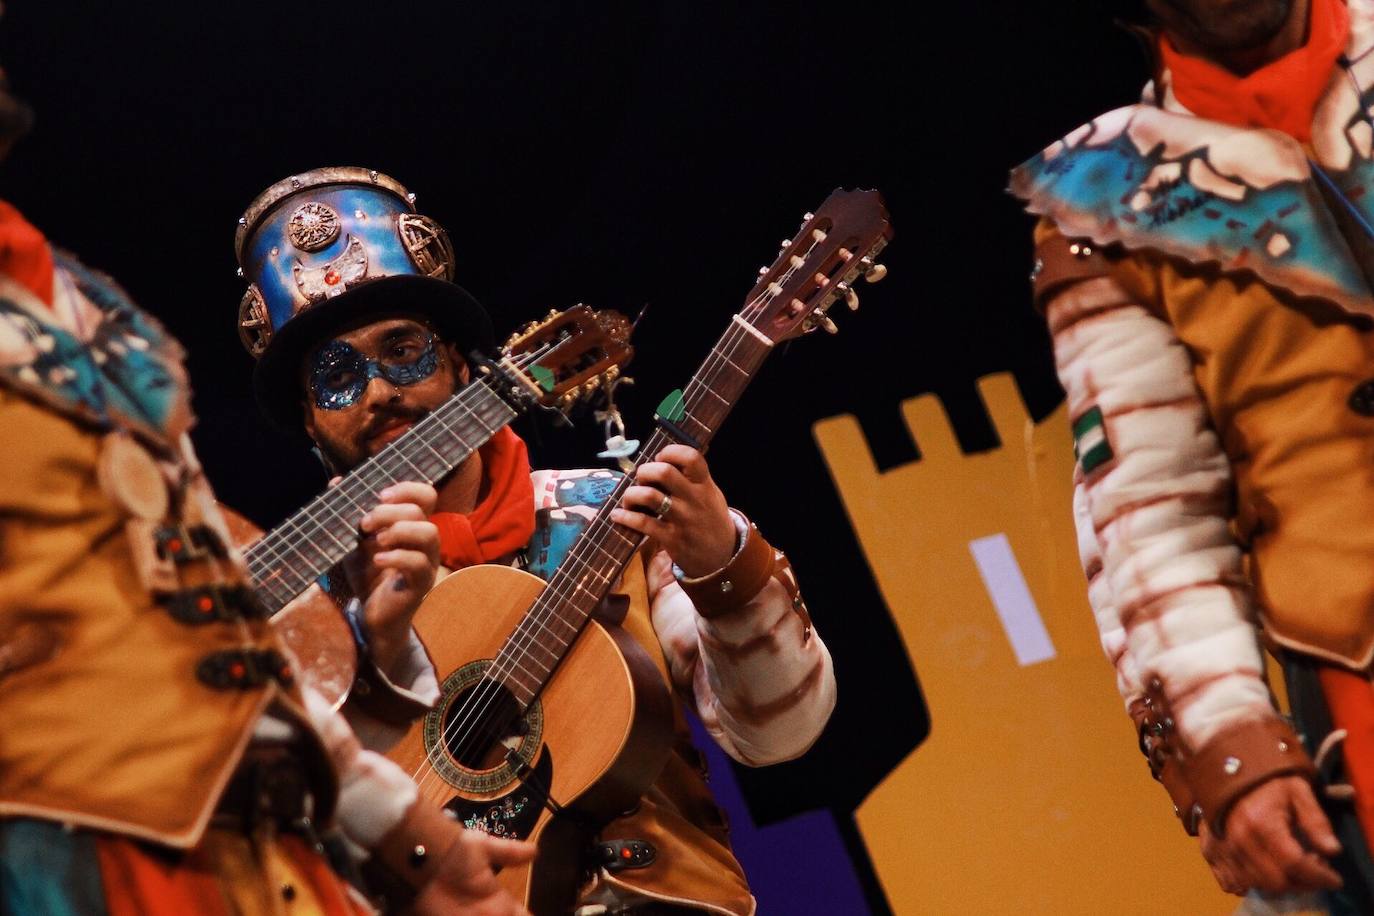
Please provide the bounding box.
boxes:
[233,166,837,915]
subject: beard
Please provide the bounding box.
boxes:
[312,403,431,474]
[1150,0,1296,52]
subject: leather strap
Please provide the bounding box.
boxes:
[676,516,777,619]
[1031,233,1114,312]
[1133,689,1200,835]
[1179,715,1315,835]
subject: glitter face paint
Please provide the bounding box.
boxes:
[309,332,439,410]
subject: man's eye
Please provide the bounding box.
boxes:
[325,370,357,389]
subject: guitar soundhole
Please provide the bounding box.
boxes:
[443,679,521,769]
[423,659,545,793]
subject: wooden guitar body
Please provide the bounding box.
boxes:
[220,503,357,709]
[387,564,674,913]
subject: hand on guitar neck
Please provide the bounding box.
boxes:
[609,444,738,578]
[339,479,441,676]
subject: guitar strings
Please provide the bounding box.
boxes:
[417,308,769,794]
[248,342,557,611]
[414,237,826,794]
[415,236,826,792]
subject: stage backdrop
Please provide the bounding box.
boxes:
[1,0,1243,911]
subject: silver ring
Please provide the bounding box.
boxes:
[655,494,672,520]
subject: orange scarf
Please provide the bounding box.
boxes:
[1160,0,1349,142]
[0,200,53,307]
[430,426,536,569]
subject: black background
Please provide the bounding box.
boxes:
[1,2,1152,910]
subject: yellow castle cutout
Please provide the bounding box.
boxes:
[814,372,1232,914]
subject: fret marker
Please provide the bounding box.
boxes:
[655,389,686,423]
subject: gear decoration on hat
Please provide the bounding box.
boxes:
[292,236,369,304]
[398,213,455,280]
[287,202,342,252]
[237,284,272,357]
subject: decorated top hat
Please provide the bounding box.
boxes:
[234,166,494,429]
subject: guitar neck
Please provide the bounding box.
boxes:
[247,379,518,614]
[492,316,774,709]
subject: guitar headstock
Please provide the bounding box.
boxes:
[741,188,892,342]
[493,305,633,412]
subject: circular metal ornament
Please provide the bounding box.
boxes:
[237,284,272,357]
[398,213,455,280]
[97,432,169,520]
[287,202,342,252]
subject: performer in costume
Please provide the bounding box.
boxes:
[232,167,837,916]
[1010,0,1374,908]
[0,68,533,915]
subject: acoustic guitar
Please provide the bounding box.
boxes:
[388,189,893,912]
[223,305,634,705]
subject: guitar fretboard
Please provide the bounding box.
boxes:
[247,380,517,614]
[490,317,772,709]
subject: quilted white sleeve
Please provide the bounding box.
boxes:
[1048,273,1274,749]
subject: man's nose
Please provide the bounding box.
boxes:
[359,373,402,408]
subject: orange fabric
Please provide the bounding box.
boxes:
[431,426,535,569]
[1161,0,1349,142]
[96,828,366,916]
[0,199,53,307]
[1317,666,1374,853]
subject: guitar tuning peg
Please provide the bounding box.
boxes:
[811,309,838,334]
[780,239,792,250]
[758,266,769,276]
[859,257,888,283]
[837,281,859,311]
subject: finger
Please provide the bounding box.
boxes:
[1245,819,1337,893]
[375,519,441,558]
[480,835,537,868]
[1227,822,1290,894]
[620,485,674,516]
[1292,783,1343,858]
[633,461,690,494]
[609,506,659,539]
[361,502,428,533]
[655,444,708,481]
[371,549,437,585]
[328,475,343,488]
[378,481,439,514]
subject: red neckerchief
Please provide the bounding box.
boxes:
[431,426,536,569]
[0,200,54,307]
[1160,0,1349,142]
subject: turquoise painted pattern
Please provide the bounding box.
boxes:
[0,255,187,443]
[525,470,623,582]
[0,820,107,916]
[1010,106,1374,312]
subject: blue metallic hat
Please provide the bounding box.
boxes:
[234,166,493,429]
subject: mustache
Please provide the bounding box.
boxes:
[360,405,430,442]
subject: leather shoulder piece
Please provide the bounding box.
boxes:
[677,517,777,620]
[1031,233,1115,313]
[1178,715,1315,835]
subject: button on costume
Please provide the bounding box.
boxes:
[1011,0,1374,906]
[234,167,837,915]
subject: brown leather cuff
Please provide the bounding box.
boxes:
[1031,233,1114,313]
[346,658,433,727]
[371,799,465,892]
[1178,716,1315,835]
[677,516,778,619]
[1130,696,1198,835]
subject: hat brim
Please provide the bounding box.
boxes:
[252,274,495,432]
